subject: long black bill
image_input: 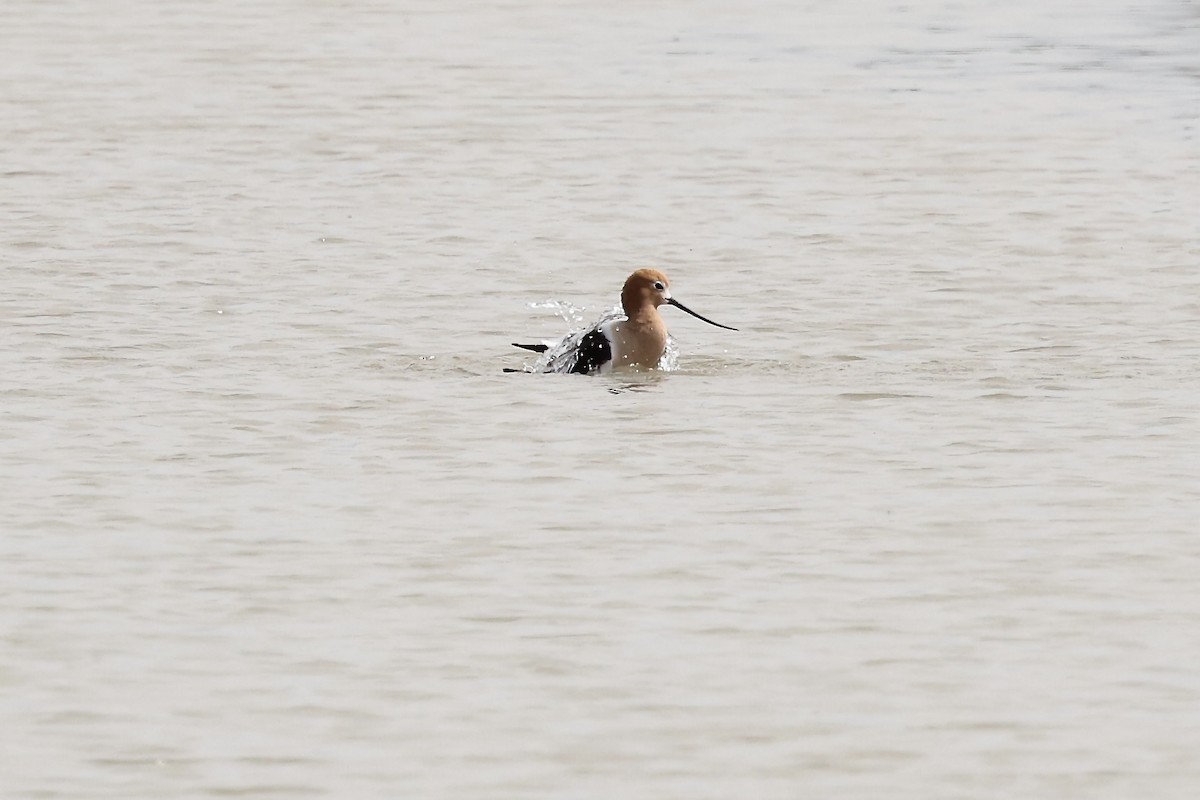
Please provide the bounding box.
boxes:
[667,298,738,331]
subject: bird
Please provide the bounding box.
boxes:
[508,268,737,374]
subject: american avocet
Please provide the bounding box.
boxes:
[507,268,737,374]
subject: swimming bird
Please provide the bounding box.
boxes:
[508,268,737,374]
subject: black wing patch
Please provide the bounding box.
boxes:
[512,343,549,353]
[570,329,611,375]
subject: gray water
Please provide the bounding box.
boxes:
[3,0,1199,797]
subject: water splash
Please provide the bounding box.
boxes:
[527,299,587,326]
[658,335,680,372]
[521,302,682,374]
[537,305,623,374]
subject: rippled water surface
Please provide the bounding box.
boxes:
[3,0,1199,797]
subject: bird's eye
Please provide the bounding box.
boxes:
[653,281,665,291]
